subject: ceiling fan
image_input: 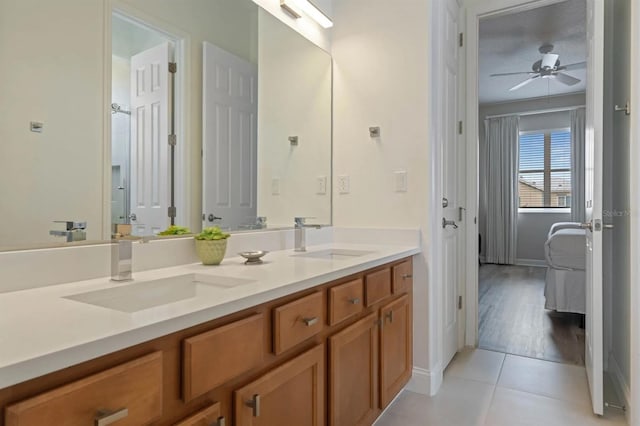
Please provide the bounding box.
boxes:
[490,43,586,91]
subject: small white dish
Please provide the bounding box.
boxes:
[238,250,269,265]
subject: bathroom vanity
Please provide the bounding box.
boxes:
[0,244,418,426]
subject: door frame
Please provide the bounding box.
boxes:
[629,1,640,423]
[104,0,192,235]
[463,0,587,347]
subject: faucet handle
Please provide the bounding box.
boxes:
[294,217,316,226]
[54,221,87,231]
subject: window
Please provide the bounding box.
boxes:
[518,129,571,208]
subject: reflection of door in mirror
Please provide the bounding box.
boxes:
[112,15,175,236]
[202,42,258,231]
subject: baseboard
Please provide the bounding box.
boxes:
[405,365,443,396]
[515,258,547,267]
[608,353,631,417]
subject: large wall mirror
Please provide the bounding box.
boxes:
[0,0,332,251]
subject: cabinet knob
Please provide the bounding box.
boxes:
[302,317,319,327]
[402,274,413,279]
[214,416,226,426]
[348,297,361,305]
[95,408,129,426]
[385,311,394,324]
[245,394,261,417]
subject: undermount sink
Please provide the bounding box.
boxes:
[293,248,375,260]
[64,274,256,313]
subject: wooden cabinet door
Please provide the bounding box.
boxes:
[234,344,324,426]
[380,294,412,408]
[329,312,379,426]
[174,402,224,426]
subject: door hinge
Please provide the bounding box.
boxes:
[168,134,177,146]
[168,62,177,73]
[459,33,464,47]
[458,121,463,135]
[168,206,177,219]
[458,295,463,310]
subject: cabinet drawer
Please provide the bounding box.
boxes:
[328,278,363,325]
[174,402,225,426]
[5,352,163,426]
[273,292,324,354]
[365,268,392,306]
[392,259,413,294]
[183,313,264,401]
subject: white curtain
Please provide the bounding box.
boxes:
[481,115,520,265]
[570,108,586,222]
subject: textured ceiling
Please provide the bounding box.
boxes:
[478,0,587,105]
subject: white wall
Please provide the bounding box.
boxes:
[479,94,582,262]
[604,0,631,409]
[332,0,435,393]
[257,9,332,227]
[0,0,105,249]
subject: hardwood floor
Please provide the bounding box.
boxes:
[478,264,585,366]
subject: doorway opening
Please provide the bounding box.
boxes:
[110,11,185,236]
[475,0,588,366]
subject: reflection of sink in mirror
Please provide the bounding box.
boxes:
[64,274,256,313]
[293,249,375,260]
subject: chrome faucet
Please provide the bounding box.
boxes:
[49,221,87,242]
[294,217,322,252]
[111,239,133,282]
[111,236,154,282]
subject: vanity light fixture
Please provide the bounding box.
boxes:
[280,0,334,29]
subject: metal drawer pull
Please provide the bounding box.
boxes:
[348,297,361,305]
[303,317,319,326]
[385,311,394,324]
[246,394,261,417]
[402,274,413,279]
[95,408,128,426]
[215,416,226,426]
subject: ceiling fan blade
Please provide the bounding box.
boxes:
[554,72,581,86]
[541,53,559,69]
[509,75,540,91]
[490,71,536,77]
[558,61,587,71]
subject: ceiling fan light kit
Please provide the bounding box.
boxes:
[490,43,586,92]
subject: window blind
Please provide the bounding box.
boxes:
[518,130,572,208]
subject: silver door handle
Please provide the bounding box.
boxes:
[442,218,458,229]
[95,408,128,426]
[128,213,137,221]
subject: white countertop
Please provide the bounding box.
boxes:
[0,243,420,388]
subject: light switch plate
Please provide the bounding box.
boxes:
[316,176,327,195]
[271,178,281,195]
[337,175,350,194]
[394,170,408,192]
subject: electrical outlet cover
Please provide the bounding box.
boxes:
[337,175,350,194]
[271,178,281,195]
[316,176,327,195]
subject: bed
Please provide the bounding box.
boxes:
[544,222,587,314]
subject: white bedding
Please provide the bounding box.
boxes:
[545,228,586,270]
[544,222,587,314]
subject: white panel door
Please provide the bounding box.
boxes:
[130,42,170,236]
[202,42,257,230]
[584,0,604,416]
[441,0,462,367]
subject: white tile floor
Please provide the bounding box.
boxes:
[375,349,628,426]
